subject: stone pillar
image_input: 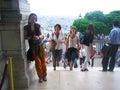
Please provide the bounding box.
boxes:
[0,0,36,89]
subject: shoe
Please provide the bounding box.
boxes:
[39,77,43,83]
[54,67,56,71]
[84,68,89,71]
[99,70,107,72]
[107,69,113,72]
[81,68,89,72]
[43,76,47,81]
[74,65,78,68]
[81,69,85,71]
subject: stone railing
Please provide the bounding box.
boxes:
[93,39,108,54]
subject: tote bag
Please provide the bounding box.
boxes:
[101,43,111,57]
[26,48,34,61]
[48,40,56,52]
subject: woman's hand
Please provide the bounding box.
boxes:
[59,40,64,44]
[33,35,39,40]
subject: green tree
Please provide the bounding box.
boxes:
[73,18,89,33]
[73,10,120,35]
[84,11,105,22]
[93,21,106,34]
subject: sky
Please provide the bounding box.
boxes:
[28,0,120,17]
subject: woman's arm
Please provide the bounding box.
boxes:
[77,36,80,58]
[66,35,69,52]
[33,27,42,40]
[77,36,80,50]
[24,29,32,40]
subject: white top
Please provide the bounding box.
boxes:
[68,35,78,48]
[52,32,64,50]
[80,47,86,58]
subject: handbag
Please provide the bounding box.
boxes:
[48,40,56,52]
[26,48,34,61]
[99,52,104,58]
[101,43,111,57]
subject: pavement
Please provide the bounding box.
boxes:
[22,56,120,90]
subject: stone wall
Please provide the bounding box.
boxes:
[0,0,36,89]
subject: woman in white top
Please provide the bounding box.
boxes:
[66,26,80,70]
[50,24,64,70]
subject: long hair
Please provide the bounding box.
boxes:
[28,13,37,23]
[87,24,95,34]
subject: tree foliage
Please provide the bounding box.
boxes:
[73,10,120,35]
[85,11,105,22]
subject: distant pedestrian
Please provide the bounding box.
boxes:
[62,36,68,68]
[44,34,52,64]
[90,46,96,67]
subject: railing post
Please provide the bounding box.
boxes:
[8,57,14,90]
[0,60,8,90]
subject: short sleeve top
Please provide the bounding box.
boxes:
[84,32,94,46]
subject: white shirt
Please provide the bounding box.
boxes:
[52,32,64,50]
[80,47,86,58]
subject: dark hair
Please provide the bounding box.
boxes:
[54,24,61,30]
[28,13,37,22]
[87,24,95,34]
[112,20,120,27]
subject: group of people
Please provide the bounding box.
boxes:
[24,13,120,83]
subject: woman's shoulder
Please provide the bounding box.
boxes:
[35,23,41,28]
[24,24,29,30]
[75,35,79,38]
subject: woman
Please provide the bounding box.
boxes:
[24,13,47,82]
[50,24,64,70]
[81,24,94,71]
[66,26,80,70]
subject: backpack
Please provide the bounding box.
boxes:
[80,33,91,45]
[26,48,34,61]
[101,43,111,57]
[80,34,87,44]
[80,35,86,44]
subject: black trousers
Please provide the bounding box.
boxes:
[102,44,119,71]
